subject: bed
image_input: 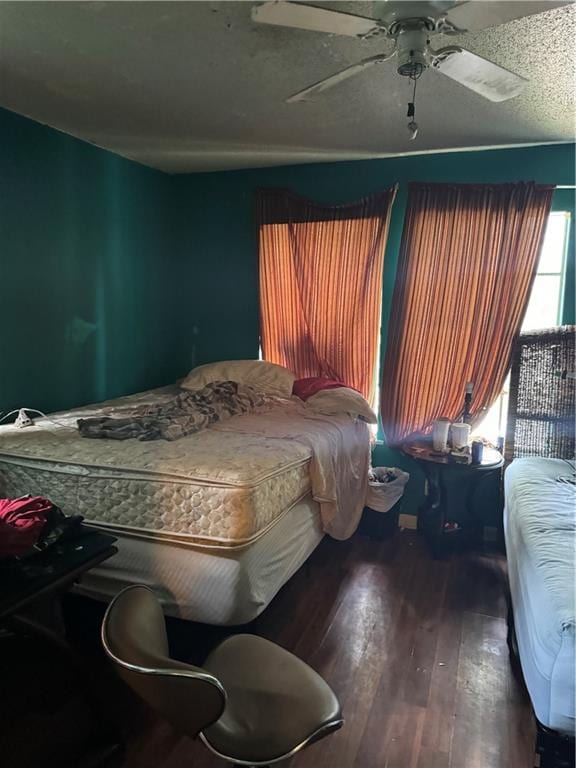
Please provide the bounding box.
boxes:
[0,383,370,624]
[504,458,575,735]
[503,326,575,766]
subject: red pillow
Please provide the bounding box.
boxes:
[292,377,348,401]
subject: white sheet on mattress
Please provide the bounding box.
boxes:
[212,403,370,540]
[504,458,575,734]
[75,494,324,625]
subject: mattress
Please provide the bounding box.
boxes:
[0,387,312,547]
[75,493,324,625]
[504,458,575,734]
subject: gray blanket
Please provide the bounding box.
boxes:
[77,381,264,441]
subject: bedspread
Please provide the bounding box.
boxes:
[213,399,371,540]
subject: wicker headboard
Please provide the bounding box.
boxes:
[505,326,575,462]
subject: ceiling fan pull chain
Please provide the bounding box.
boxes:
[407,75,419,141]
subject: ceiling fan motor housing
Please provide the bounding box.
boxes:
[394,21,433,78]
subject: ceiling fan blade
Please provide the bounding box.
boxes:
[287,52,395,102]
[445,1,571,31]
[433,47,527,101]
[252,1,386,39]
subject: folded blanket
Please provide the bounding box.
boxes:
[77,381,264,441]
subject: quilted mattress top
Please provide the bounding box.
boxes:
[0,386,311,485]
[0,387,313,546]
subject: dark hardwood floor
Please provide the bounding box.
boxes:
[8,529,537,768]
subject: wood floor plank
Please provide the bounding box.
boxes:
[290,543,410,767]
[416,590,463,764]
[352,543,452,767]
[447,551,509,619]
[449,611,534,768]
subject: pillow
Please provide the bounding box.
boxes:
[180,360,295,398]
[292,377,347,401]
[306,387,378,424]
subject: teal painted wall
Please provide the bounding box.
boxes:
[0,107,183,415]
[172,143,575,517]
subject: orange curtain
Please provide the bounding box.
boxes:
[257,187,397,403]
[380,182,555,445]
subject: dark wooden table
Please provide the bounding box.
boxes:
[401,438,504,558]
[0,525,120,768]
[0,525,117,622]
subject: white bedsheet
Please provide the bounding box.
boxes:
[76,494,324,625]
[504,458,575,734]
[213,399,371,540]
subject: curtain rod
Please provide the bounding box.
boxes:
[557,185,576,189]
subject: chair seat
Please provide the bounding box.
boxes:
[202,634,342,764]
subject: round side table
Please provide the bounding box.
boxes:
[400,439,504,558]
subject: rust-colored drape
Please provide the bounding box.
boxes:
[381,182,555,445]
[257,187,397,402]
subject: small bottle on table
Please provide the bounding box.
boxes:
[463,381,473,425]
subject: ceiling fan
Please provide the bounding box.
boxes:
[252,1,569,119]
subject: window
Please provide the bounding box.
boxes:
[477,211,571,442]
[522,211,569,331]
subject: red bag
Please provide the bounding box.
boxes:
[0,496,53,557]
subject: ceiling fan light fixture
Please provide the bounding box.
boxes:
[395,24,430,78]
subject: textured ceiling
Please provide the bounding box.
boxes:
[0,1,574,172]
